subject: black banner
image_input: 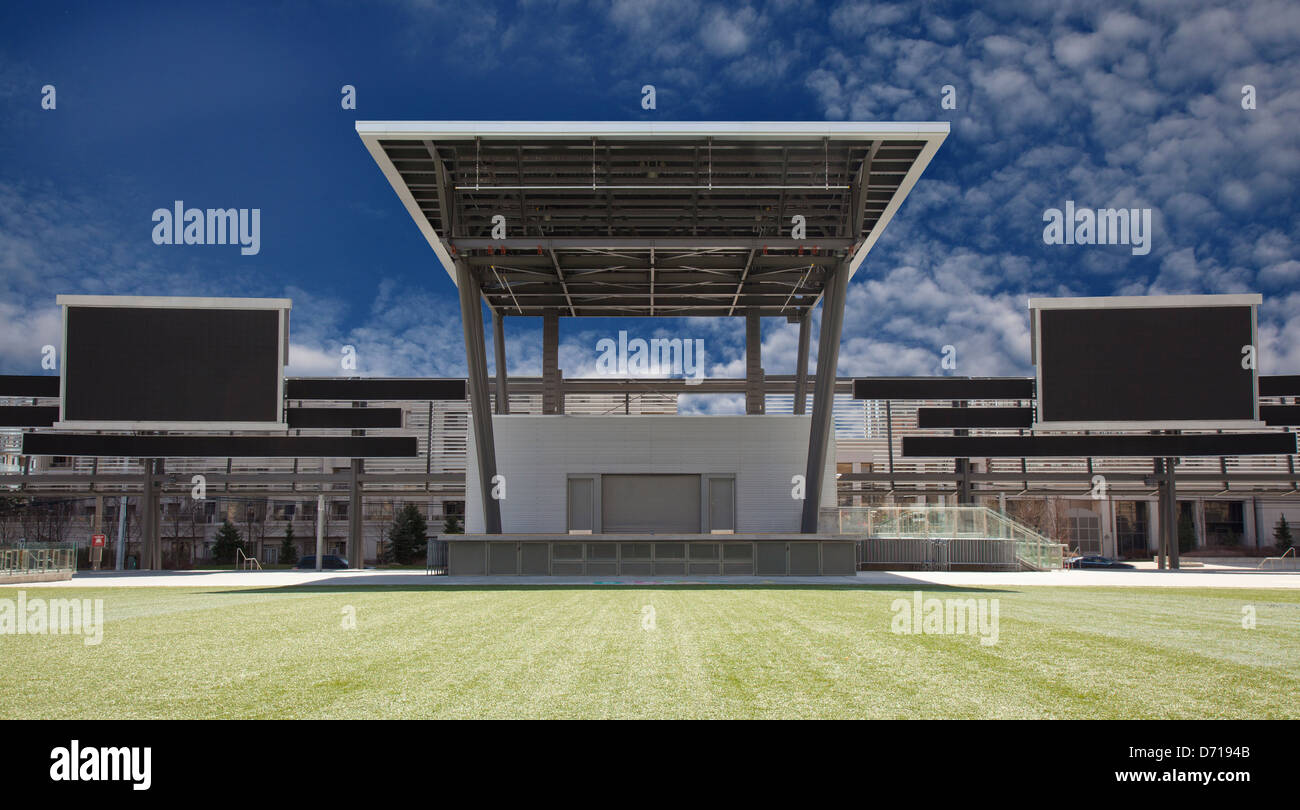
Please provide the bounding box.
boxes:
[0,721,1286,798]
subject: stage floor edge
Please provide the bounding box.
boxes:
[442,534,856,577]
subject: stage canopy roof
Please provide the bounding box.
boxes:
[358,121,948,318]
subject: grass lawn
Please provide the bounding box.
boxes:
[2,584,1297,719]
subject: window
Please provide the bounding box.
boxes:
[1067,510,1102,555]
[1114,501,1149,559]
[443,501,465,518]
[1204,501,1244,546]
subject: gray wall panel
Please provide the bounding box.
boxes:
[449,542,486,576]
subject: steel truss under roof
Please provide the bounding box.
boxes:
[358,121,948,318]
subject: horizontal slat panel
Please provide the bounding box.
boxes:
[915,407,1034,429]
[854,377,1034,400]
[1259,375,1300,397]
[285,378,465,400]
[286,407,403,429]
[0,406,59,427]
[21,434,418,458]
[0,375,60,397]
[903,433,1297,458]
[1260,405,1300,426]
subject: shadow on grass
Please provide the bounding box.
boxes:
[57,569,1027,595]
[208,582,1022,596]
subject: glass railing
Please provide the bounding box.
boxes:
[0,543,78,578]
[824,506,1066,570]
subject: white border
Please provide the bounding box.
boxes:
[1033,420,1265,431]
[1028,294,1262,310]
[356,120,950,285]
[1028,294,1262,431]
[56,294,292,309]
[355,120,951,140]
[54,295,291,432]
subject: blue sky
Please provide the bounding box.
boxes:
[1,1,1297,414]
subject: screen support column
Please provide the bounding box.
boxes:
[1165,456,1180,570]
[347,459,363,567]
[456,259,503,533]
[141,458,161,569]
[1156,457,1169,569]
[801,261,849,533]
[954,400,972,504]
[347,401,365,568]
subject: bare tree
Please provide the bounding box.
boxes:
[164,497,203,568]
[369,497,398,564]
[242,499,268,562]
[18,498,75,543]
[124,499,143,567]
[1007,497,1074,546]
[0,496,27,543]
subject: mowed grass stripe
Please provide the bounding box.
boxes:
[1,585,1297,719]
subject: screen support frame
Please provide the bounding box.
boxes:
[52,294,292,432]
[1028,294,1264,432]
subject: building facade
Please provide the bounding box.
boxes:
[3,387,1297,564]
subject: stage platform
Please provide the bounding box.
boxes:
[443,534,857,577]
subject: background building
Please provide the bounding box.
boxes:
[3,384,1296,565]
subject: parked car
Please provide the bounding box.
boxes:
[295,555,350,570]
[1066,555,1135,570]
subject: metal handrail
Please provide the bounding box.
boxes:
[1258,546,1297,570]
[0,543,78,577]
[829,505,1067,570]
[235,547,263,571]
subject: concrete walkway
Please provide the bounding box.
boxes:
[9,566,1300,589]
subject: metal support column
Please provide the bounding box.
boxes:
[114,495,127,571]
[142,458,161,569]
[801,262,849,533]
[954,400,972,504]
[1166,456,1180,570]
[493,309,509,415]
[347,400,366,568]
[348,458,363,568]
[793,312,810,415]
[315,493,325,571]
[456,259,503,533]
[542,311,561,415]
[955,458,972,504]
[1155,458,1169,569]
[745,310,764,414]
[93,494,103,570]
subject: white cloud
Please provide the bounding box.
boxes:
[699,6,758,55]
